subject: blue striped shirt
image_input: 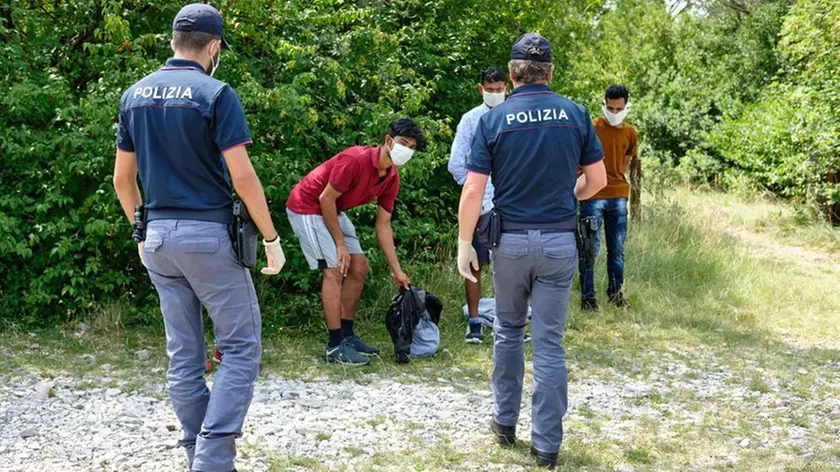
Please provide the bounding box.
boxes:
[448,103,495,213]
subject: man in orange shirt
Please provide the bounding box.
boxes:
[579,85,638,311]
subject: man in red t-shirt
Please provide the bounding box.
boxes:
[286,118,427,365]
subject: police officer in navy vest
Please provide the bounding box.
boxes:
[112,4,286,471]
[457,33,607,469]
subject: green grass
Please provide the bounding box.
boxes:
[2,188,839,471]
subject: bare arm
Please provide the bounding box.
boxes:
[113,149,142,223]
[375,206,409,288]
[458,171,489,241]
[222,146,278,241]
[575,160,608,201]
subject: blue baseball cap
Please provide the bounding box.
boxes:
[510,33,551,63]
[172,3,230,49]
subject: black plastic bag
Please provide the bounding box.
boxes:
[385,286,442,364]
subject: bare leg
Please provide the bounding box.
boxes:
[322,269,343,330]
[340,254,369,321]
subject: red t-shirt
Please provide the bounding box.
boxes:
[286,146,400,215]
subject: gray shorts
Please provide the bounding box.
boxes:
[286,208,364,270]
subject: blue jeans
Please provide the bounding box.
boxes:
[491,230,577,453]
[578,198,628,300]
[143,220,262,472]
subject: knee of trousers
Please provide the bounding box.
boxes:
[494,324,526,340]
[222,347,262,377]
[532,345,567,367]
[167,372,209,396]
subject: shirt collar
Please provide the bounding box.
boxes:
[510,83,551,96]
[162,58,207,74]
[370,146,394,177]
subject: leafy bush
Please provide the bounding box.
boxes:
[2,0,837,328]
[0,0,594,327]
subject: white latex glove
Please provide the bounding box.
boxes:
[457,239,479,283]
[261,237,286,275]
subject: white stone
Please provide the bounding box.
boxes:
[135,350,151,362]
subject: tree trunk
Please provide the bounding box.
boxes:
[827,170,839,225]
[0,0,14,35]
[629,156,642,221]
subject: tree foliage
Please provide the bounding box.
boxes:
[0,0,836,327]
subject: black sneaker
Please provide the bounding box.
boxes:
[581,298,599,312]
[490,419,516,447]
[325,339,369,365]
[343,335,380,355]
[530,446,558,469]
[609,292,630,309]
[465,322,484,344]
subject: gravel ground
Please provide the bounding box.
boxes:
[2,356,839,471]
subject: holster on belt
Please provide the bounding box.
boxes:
[474,210,501,248]
[576,216,598,269]
[231,200,258,268]
[132,205,147,243]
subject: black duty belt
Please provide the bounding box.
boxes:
[146,208,233,225]
[501,219,576,233]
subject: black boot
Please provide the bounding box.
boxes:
[581,297,599,312]
[608,291,630,308]
[530,446,558,469]
[490,418,516,447]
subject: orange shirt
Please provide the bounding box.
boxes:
[585,116,638,201]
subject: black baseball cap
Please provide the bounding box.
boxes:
[510,33,551,63]
[172,3,230,49]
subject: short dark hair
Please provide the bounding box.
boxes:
[605,84,630,102]
[172,30,219,52]
[481,66,505,85]
[387,117,427,151]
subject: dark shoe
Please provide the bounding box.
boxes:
[325,339,370,365]
[581,298,599,311]
[395,351,411,364]
[465,321,484,344]
[608,292,630,308]
[490,419,516,447]
[343,335,380,355]
[531,446,558,469]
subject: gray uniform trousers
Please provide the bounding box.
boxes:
[491,230,577,454]
[143,219,262,472]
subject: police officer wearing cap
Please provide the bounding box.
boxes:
[112,4,285,471]
[457,33,607,468]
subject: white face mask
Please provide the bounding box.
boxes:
[603,101,630,126]
[209,45,221,77]
[483,91,506,108]
[389,139,415,166]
